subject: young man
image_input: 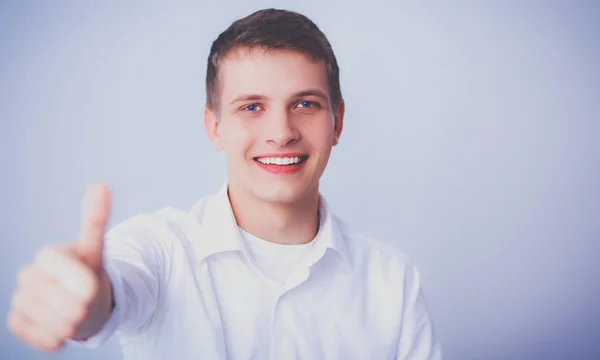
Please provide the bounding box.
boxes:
[8,8,442,360]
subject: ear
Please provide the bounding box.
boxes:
[204,107,224,151]
[333,99,345,146]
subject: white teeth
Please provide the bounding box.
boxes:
[256,156,302,165]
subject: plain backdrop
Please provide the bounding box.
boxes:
[1,1,599,359]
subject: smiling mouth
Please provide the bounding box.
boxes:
[253,156,309,166]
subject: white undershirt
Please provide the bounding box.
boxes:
[239,228,317,286]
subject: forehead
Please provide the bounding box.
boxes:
[218,47,329,103]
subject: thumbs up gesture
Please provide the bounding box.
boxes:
[77,184,110,273]
[7,184,115,352]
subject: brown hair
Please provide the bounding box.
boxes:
[205,8,342,111]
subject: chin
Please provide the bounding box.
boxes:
[252,180,314,205]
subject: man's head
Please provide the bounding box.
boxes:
[204,8,344,205]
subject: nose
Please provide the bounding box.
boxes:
[265,109,299,147]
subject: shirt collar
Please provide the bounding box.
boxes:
[189,181,243,261]
[189,181,352,270]
[315,194,352,269]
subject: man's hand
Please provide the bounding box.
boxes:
[7,184,114,352]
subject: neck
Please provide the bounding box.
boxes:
[227,183,320,245]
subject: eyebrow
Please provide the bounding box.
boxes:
[229,94,267,105]
[229,89,329,105]
[292,89,329,101]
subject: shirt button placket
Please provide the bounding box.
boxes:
[269,292,283,360]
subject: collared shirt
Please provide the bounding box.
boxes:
[71,183,442,359]
[240,227,317,286]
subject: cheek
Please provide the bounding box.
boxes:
[305,121,335,149]
[222,123,256,158]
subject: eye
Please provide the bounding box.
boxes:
[296,101,320,109]
[242,104,263,112]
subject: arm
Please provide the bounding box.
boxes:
[396,261,443,360]
[70,213,170,348]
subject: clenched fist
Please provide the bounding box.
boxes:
[7,184,115,352]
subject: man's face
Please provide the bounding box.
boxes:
[204,47,344,205]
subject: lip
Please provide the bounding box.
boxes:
[253,152,307,159]
[253,153,309,175]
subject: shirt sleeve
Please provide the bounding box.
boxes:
[68,213,172,348]
[396,260,443,360]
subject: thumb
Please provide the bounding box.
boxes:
[77,183,110,272]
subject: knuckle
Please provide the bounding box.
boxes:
[10,289,31,315]
[6,312,21,333]
[35,245,56,263]
[38,245,54,257]
[10,290,21,311]
[7,314,30,343]
[16,266,31,285]
[88,215,104,228]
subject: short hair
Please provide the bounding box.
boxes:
[205,8,342,111]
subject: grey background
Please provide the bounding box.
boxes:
[1,1,599,359]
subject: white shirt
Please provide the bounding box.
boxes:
[241,228,316,286]
[71,182,442,359]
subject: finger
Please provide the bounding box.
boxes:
[34,246,98,302]
[16,264,56,288]
[16,265,36,288]
[41,280,89,325]
[7,311,64,353]
[10,288,79,340]
[78,183,110,270]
